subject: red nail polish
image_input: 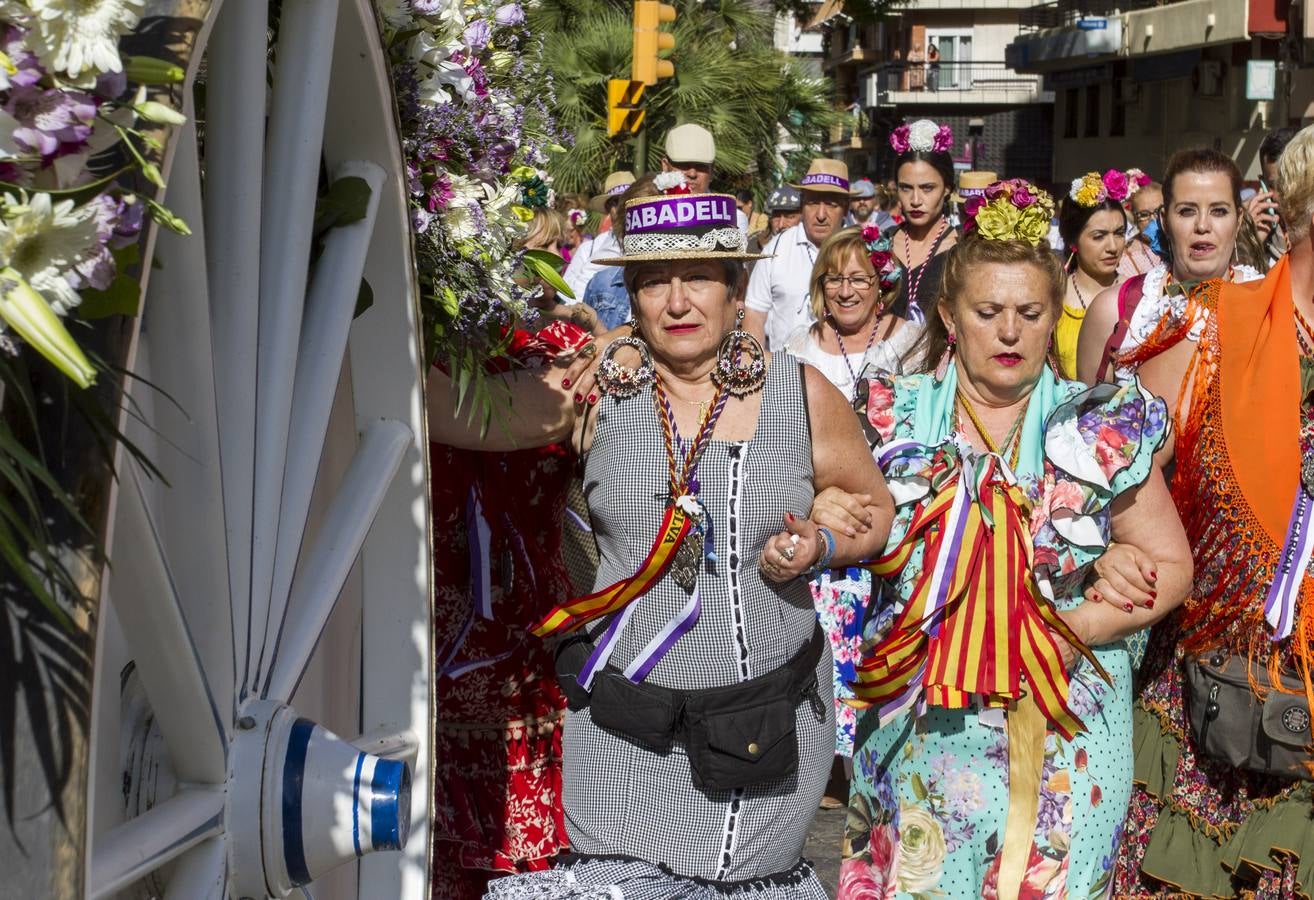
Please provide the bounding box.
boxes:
[562,377,571,389]
[1124,603,1134,613]
[587,393,598,404]
[1146,599,1155,609]
[1092,591,1101,602]
[1149,590,1157,599]
[1150,570,1158,581]
[574,393,583,404]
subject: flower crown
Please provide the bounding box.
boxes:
[961,179,1055,247]
[1069,168,1150,207]
[567,208,588,227]
[860,226,904,291]
[889,119,953,155]
[653,171,692,195]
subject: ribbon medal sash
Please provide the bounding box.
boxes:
[532,379,727,688]
[853,442,1108,740]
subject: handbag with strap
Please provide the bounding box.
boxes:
[1094,274,1146,383]
[1183,649,1313,780]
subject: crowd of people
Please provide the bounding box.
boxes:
[425,116,1314,900]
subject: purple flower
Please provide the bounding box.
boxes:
[463,19,492,51]
[983,182,1005,201]
[494,3,525,25]
[964,195,986,217]
[888,123,910,154]
[1010,186,1036,209]
[5,85,97,161]
[932,123,954,153]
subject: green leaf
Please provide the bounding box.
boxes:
[523,249,574,299]
[76,275,142,319]
[313,176,373,236]
[910,772,928,801]
[353,278,374,319]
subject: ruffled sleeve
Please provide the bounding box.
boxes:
[853,372,924,447]
[1029,378,1168,578]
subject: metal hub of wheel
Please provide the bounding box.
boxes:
[84,1,432,897]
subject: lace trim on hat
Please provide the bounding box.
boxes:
[622,227,747,256]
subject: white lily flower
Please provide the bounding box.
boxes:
[0,192,102,316]
[0,267,95,387]
[22,0,146,79]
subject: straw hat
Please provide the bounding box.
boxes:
[589,170,637,212]
[594,191,770,265]
[790,158,860,197]
[952,170,998,203]
[664,123,716,165]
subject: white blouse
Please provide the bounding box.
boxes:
[784,319,925,400]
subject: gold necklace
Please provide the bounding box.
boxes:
[956,388,1032,468]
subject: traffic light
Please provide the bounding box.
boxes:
[632,0,676,86]
[607,78,646,136]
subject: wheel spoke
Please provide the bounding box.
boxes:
[88,788,224,900]
[133,118,236,720]
[268,161,386,665]
[203,0,269,703]
[163,836,227,900]
[248,0,343,696]
[263,418,412,701]
[108,462,228,783]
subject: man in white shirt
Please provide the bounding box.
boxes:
[744,158,854,350]
[563,169,634,299]
[661,123,749,232]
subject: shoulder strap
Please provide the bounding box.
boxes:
[1094,274,1146,383]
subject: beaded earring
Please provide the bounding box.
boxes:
[934,332,956,383]
[711,309,767,397]
[596,331,655,398]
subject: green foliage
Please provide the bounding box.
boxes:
[534,0,843,194]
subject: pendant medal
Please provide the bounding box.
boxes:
[671,496,704,591]
[1302,454,1314,497]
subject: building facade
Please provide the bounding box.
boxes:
[814,0,1055,184]
[1006,0,1304,182]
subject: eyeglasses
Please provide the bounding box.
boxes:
[1132,207,1163,223]
[822,274,875,291]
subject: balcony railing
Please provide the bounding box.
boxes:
[865,60,1046,102]
[1019,0,1186,32]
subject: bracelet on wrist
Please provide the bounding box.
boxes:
[806,527,837,576]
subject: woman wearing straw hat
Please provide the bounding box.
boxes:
[563,170,636,298]
[452,173,894,899]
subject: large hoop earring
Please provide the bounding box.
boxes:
[596,335,654,398]
[711,310,766,397]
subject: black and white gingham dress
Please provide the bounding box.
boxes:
[485,354,833,899]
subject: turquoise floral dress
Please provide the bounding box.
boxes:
[838,367,1166,900]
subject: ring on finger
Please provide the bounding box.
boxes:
[780,544,796,562]
[580,342,597,359]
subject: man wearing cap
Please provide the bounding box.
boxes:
[744,158,854,350]
[562,170,634,299]
[846,178,880,228]
[661,123,749,231]
[747,185,801,264]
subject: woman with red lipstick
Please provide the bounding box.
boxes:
[832,179,1192,900]
[1053,170,1132,379]
[1107,131,1314,899]
[887,119,959,325]
[783,226,921,806]
[456,178,896,900]
[1076,149,1263,385]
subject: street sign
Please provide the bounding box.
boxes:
[1077,17,1108,30]
[1246,59,1277,101]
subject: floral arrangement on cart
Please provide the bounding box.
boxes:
[376,0,565,421]
[0,1,186,617]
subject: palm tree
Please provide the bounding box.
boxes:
[535,0,841,195]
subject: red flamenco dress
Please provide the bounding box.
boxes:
[430,322,589,899]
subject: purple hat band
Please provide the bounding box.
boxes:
[624,195,737,235]
[958,187,989,198]
[801,172,850,190]
[608,183,632,195]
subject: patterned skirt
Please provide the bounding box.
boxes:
[483,856,829,899]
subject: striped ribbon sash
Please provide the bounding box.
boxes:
[854,450,1108,740]
[532,504,691,638]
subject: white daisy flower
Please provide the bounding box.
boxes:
[21,0,146,79]
[0,192,102,315]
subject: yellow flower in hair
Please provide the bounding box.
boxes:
[1014,207,1051,246]
[974,200,1021,242]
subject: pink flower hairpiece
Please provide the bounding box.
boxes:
[889,119,953,155]
[1124,168,1152,197]
[961,179,1055,246]
[567,208,587,227]
[1070,169,1145,206]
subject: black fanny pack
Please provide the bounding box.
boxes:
[555,626,826,793]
